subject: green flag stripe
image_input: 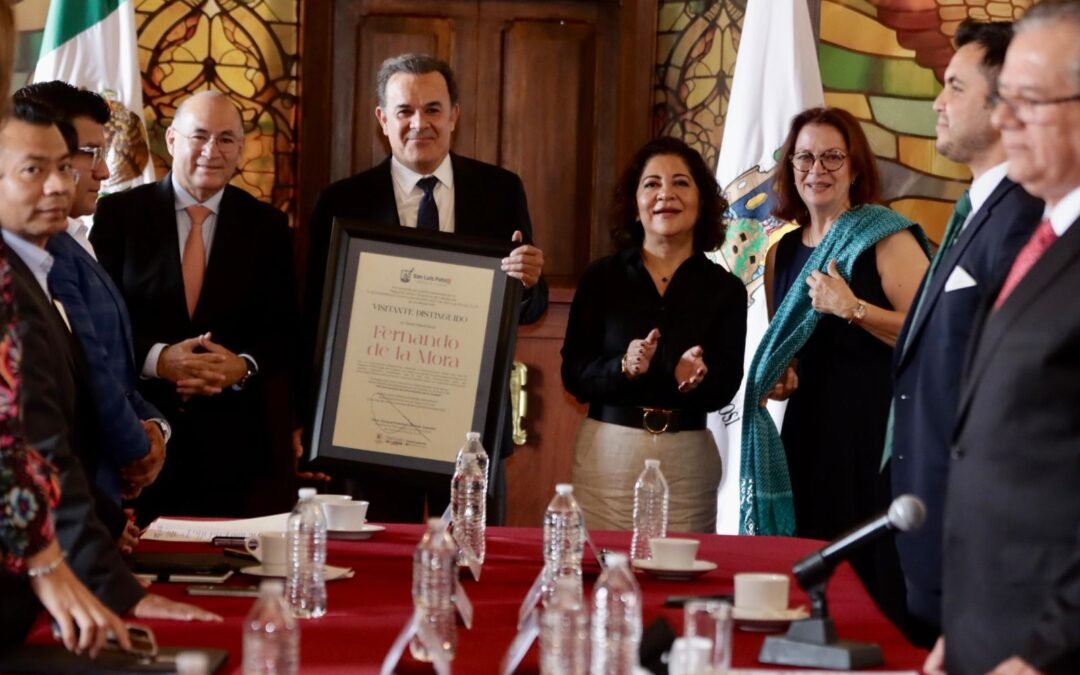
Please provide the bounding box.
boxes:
[39,0,127,55]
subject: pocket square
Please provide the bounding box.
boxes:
[944,265,977,292]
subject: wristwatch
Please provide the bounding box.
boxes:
[233,355,257,391]
[849,299,867,324]
[150,418,172,444]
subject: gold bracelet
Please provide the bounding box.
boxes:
[27,551,66,578]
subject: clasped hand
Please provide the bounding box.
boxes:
[806,259,859,318]
[156,332,247,396]
[501,230,544,289]
[624,328,707,392]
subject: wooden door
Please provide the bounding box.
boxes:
[299,0,657,525]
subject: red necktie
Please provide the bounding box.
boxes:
[994,218,1058,309]
[183,205,211,317]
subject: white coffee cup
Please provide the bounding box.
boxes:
[734,572,790,612]
[323,500,369,531]
[649,537,700,569]
[245,531,287,570]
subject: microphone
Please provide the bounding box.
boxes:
[792,494,926,590]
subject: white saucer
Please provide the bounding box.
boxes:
[239,564,354,581]
[631,559,717,580]
[732,606,809,632]
[328,523,385,540]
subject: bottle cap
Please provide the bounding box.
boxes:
[555,483,574,495]
[175,651,210,674]
[466,431,481,442]
[298,487,317,499]
[645,459,660,469]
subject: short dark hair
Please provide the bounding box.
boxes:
[376,54,459,108]
[772,107,882,227]
[14,80,111,125]
[954,20,1013,89]
[610,136,728,252]
[9,96,78,152]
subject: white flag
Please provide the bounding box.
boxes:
[33,0,154,190]
[710,0,824,534]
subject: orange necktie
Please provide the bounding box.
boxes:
[183,205,211,317]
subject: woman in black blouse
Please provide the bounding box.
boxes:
[561,137,747,532]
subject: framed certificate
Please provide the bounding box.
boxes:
[306,218,521,475]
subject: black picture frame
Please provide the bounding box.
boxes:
[305,218,521,476]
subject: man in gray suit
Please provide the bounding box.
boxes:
[927,1,1080,673]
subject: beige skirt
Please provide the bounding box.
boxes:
[569,417,721,533]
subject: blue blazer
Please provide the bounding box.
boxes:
[890,177,1042,626]
[46,230,163,502]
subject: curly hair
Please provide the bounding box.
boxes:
[610,136,728,252]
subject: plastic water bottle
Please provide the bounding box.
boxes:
[410,517,458,663]
[451,431,488,566]
[541,483,585,605]
[242,580,299,675]
[630,459,669,561]
[286,487,327,619]
[590,552,642,675]
[540,576,589,674]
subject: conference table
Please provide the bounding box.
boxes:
[30,524,926,673]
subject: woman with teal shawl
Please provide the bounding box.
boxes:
[740,108,929,623]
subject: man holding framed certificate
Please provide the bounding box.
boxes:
[302,54,548,523]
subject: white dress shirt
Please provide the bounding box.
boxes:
[962,162,1009,233]
[1046,185,1080,237]
[67,217,98,260]
[390,154,455,232]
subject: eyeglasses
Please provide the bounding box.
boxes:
[172,128,241,154]
[990,91,1080,124]
[791,150,847,173]
[76,145,107,168]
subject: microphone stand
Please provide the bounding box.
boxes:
[758,574,884,670]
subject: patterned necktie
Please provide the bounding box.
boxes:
[900,190,971,355]
[994,218,1057,309]
[416,176,440,231]
[183,205,211,317]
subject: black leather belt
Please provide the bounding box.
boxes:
[588,404,707,434]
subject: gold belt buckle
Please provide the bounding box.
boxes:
[641,407,672,434]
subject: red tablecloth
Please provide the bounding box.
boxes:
[30,525,926,673]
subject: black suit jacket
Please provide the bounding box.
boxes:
[90,176,299,519]
[942,215,1080,674]
[300,154,548,453]
[891,178,1042,626]
[6,244,145,614]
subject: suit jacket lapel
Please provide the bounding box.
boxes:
[152,175,190,321]
[71,237,139,363]
[956,215,1080,417]
[898,179,1016,369]
[450,154,480,237]
[372,157,401,228]
[197,186,242,324]
[7,247,77,373]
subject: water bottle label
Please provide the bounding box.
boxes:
[379,611,418,675]
[499,607,540,675]
[454,577,474,629]
[517,567,546,629]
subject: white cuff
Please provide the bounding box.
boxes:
[141,343,168,379]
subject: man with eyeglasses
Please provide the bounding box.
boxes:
[91,91,299,523]
[885,20,1044,648]
[928,2,1080,674]
[14,82,169,546]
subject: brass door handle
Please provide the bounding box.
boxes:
[510,361,528,445]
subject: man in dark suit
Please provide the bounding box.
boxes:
[887,20,1042,644]
[926,2,1080,673]
[302,54,548,523]
[0,98,218,623]
[15,81,168,531]
[92,91,299,523]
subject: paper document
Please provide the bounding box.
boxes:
[142,513,290,542]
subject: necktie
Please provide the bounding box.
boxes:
[183,205,211,317]
[416,176,440,231]
[899,190,971,356]
[994,218,1058,309]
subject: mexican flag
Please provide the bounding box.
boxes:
[33,0,154,188]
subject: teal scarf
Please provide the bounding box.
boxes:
[739,204,927,535]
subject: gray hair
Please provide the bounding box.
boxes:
[375,54,459,108]
[1016,0,1080,88]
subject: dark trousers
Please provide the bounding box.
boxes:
[0,575,40,649]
